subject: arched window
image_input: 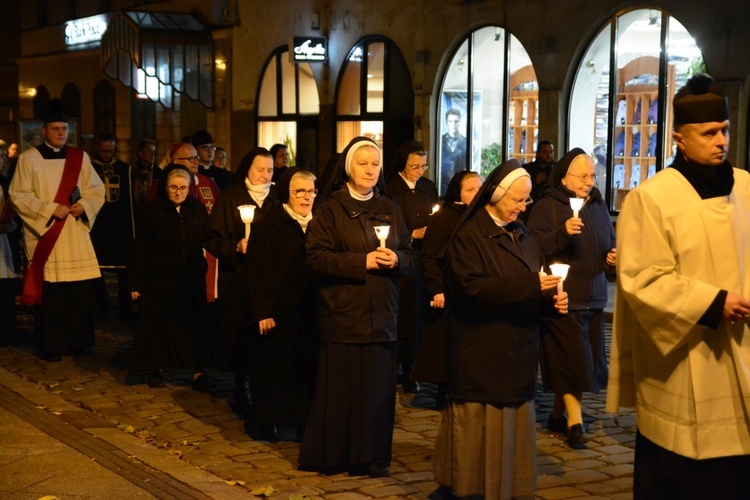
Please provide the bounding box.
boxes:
[61,83,81,119]
[335,36,413,167]
[93,80,116,135]
[32,85,50,119]
[569,9,703,211]
[437,26,536,196]
[256,46,320,170]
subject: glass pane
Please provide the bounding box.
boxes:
[142,42,156,76]
[258,121,297,164]
[569,22,612,197]
[199,44,212,108]
[666,16,703,164]
[336,121,383,152]
[612,9,661,210]
[438,38,469,195]
[507,33,536,167]
[281,52,296,114]
[258,55,277,117]
[298,62,319,114]
[184,44,198,99]
[337,45,362,115]
[157,43,170,84]
[467,27,510,180]
[366,42,384,113]
[171,44,184,92]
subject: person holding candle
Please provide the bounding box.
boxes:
[433,159,567,499]
[526,147,616,448]
[245,167,319,442]
[415,170,481,408]
[298,137,413,477]
[385,140,440,393]
[204,148,279,415]
[129,164,212,390]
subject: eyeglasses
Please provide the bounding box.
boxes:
[175,155,200,163]
[567,173,598,182]
[291,188,318,198]
[198,145,216,151]
[509,197,534,208]
[166,185,189,193]
[406,163,429,172]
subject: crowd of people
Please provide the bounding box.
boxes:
[2,73,750,497]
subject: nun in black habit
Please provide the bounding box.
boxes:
[298,137,414,478]
[432,160,568,499]
[204,148,279,411]
[245,167,319,442]
[385,140,440,392]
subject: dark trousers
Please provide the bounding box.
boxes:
[93,268,131,319]
[635,430,750,499]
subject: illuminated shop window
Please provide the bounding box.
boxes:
[335,36,413,166]
[257,47,319,169]
[437,26,535,196]
[569,9,703,211]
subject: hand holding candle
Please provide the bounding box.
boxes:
[569,197,584,219]
[549,263,570,296]
[237,204,256,239]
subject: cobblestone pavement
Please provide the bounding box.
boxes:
[0,301,635,499]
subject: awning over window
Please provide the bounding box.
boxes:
[101,11,213,109]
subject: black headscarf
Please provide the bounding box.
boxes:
[316,136,385,203]
[444,170,479,204]
[158,164,191,199]
[234,147,272,184]
[548,147,603,202]
[386,140,426,182]
[276,166,312,204]
[439,159,526,258]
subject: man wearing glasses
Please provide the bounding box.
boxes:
[192,130,232,191]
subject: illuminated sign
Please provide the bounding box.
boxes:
[65,15,108,46]
[290,36,328,63]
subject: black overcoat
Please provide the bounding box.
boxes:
[305,187,414,344]
[128,195,210,370]
[444,209,546,405]
[526,185,615,311]
[245,204,319,426]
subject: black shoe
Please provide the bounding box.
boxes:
[546,414,568,435]
[368,464,391,478]
[41,352,62,362]
[191,373,217,393]
[403,365,420,393]
[566,423,589,449]
[258,424,279,443]
[147,370,166,388]
[232,374,253,416]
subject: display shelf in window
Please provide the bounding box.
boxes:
[508,65,538,164]
[612,56,675,210]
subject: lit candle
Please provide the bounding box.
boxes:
[569,197,584,219]
[549,263,570,296]
[237,204,256,239]
[374,225,390,249]
[431,203,441,215]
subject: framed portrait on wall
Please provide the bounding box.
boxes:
[18,120,79,153]
[438,90,483,196]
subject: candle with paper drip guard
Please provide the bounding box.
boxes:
[569,197,584,218]
[374,225,390,249]
[549,263,570,296]
[237,204,256,239]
